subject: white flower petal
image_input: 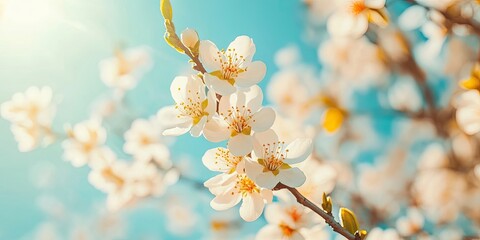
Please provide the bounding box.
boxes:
[190,116,207,137]
[251,107,276,133]
[328,12,368,38]
[170,76,189,103]
[204,74,236,96]
[278,168,306,188]
[255,172,279,189]
[211,190,242,211]
[457,106,480,135]
[228,134,253,156]
[202,147,231,172]
[285,138,312,164]
[227,36,256,66]
[235,61,267,88]
[398,5,427,31]
[199,40,222,71]
[256,225,284,240]
[203,117,230,142]
[365,0,386,9]
[253,129,279,157]
[239,191,265,222]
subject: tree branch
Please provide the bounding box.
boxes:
[274,183,360,240]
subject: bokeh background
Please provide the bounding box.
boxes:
[0,0,317,239]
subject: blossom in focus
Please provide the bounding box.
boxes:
[123,117,171,167]
[199,36,266,95]
[455,90,480,135]
[246,129,312,189]
[180,28,199,49]
[159,75,216,137]
[366,228,402,240]
[327,0,388,38]
[1,86,56,152]
[99,46,152,92]
[203,145,272,222]
[62,119,107,167]
[204,172,272,222]
[204,86,275,156]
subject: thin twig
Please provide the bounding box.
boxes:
[274,183,360,240]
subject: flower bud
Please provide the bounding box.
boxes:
[181,28,199,49]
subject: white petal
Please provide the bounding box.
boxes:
[255,172,279,189]
[199,40,221,71]
[398,6,427,31]
[457,107,480,135]
[190,116,207,137]
[162,122,192,136]
[204,74,236,96]
[235,61,267,88]
[253,129,279,157]
[239,192,265,222]
[244,85,263,112]
[227,36,256,66]
[228,134,253,156]
[203,117,230,142]
[365,0,385,9]
[285,138,312,164]
[170,76,189,103]
[250,107,276,133]
[256,225,284,240]
[327,12,368,38]
[245,158,264,180]
[277,168,306,188]
[211,191,242,211]
[202,147,231,172]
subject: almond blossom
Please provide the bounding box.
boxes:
[199,35,267,95]
[123,117,171,167]
[202,146,272,222]
[204,85,275,156]
[62,119,107,167]
[1,86,56,152]
[99,46,152,92]
[455,90,480,135]
[159,75,216,137]
[246,129,312,189]
[366,228,402,240]
[327,0,388,38]
[256,191,317,240]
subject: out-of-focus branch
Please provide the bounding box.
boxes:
[274,183,361,240]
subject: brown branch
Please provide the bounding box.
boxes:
[274,183,360,240]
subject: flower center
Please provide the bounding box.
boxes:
[175,90,208,124]
[221,105,253,136]
[279,224,295,237]
[258,141,290,174]
[286,207,303,223]
[214,148,244,173]
[350,0,366,15]
[101,167,125,188]
[216,48,246,81]
[235,174,259,196]
[116,52,132,76]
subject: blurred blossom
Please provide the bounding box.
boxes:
[99,46,152,93]
[1,86,56,151]
[455,90,480,135]
[274,45,301,68]
[396,208,425,236]
[123,117,171,167]
[365,227,402,240]
[388,77,422,112]
[165,199,199,235]
[62,119,107,167]
[297,158,337,205]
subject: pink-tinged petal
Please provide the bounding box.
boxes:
[285,138,312,164]
[190,116,207,137]
[327,12,368,38]
[235,61,267,88]
[203,117,230,142]
[278,168,306,188]
[251,107,276,133]
[204,73,236,96]
[365,0,385,9]
[211,189,242,211]
[199,40,222,71]
[239,191,265,222]
[227,36,256,66]
[260,188,273,204]
[170,76,189,103]
[253,129,279,157]
[255,172,279,189]
[228,134,253,156]
[202,147,231,172]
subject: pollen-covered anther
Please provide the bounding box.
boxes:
[235,174,259,196]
